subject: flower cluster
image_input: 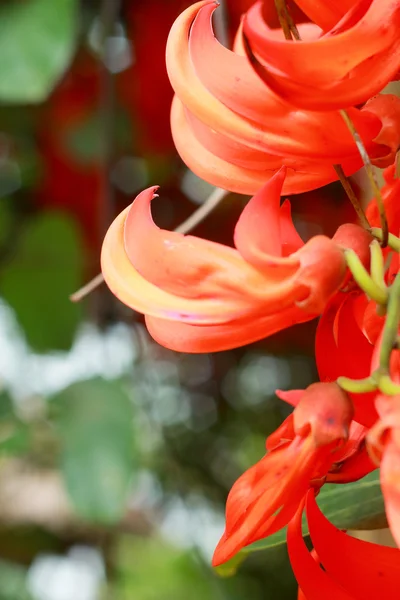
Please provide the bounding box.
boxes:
[101,0,400,597]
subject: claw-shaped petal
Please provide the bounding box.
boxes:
[244,0,400,112]
[102,171,347,353]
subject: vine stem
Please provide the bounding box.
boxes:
[274,0,300,40]
[333,164,370,230]
[70,187,229,303]
[175,187,228,234]
[340,109,388,247]
[344,249,388,305]
[379,272,400,372]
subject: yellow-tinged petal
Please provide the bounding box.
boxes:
[171,96,345,195]
[101,205,248,324]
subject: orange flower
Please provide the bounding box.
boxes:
[166,1,400,195]
[101,169,350,352]
[316,163,400,428]
[289,489,400,600]
[212,383,355,566]
[368,395,400,549]
[244,0,400,111]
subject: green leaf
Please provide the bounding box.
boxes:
[0,0,78,104]
[112,536,220,600]
[63,110,132,164]
[54,378,136,524]
[246,470,384,554]
[0,559,33,600]
[0,211,83,352]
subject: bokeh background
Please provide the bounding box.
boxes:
[0,1,359,598]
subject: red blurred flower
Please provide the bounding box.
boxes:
[101,168,354,352]
[36,50,103,255]
[368,395,400,548]
[316,292,377,426]
[212,382,358,566]
[243,0,400,111]
[289,490,400,599]
[119,0,192,155]
[166,1,400,195]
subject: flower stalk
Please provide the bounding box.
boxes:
[340,109,389,247]
[274,0,300,41]
[344,248,388,305]
[333,164,371,230]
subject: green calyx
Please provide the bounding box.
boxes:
[337,272,400,398]
[344,247,388,305]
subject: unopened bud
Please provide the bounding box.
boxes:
[294,382,354,447]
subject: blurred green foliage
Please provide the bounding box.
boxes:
[0,0,78,103]
[54,378,136,524]
[1,212,83,352]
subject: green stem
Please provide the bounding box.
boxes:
[370,240,386,292]
[379,272,400,372]
[379,374,400,396]
[371,228,400,253]
[337,375,378,394]
[345,249,388,305]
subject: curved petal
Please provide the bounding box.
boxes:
[189,3,382,158]
[233,167,299,272]
[381,440,400,548]
[213,438,324,566]
[171,95,347,195]
[328,444,377,483]
[316,293,347,381]
[244,1,400,111]
[124,185,291,302]
[362,94,400,168]
[287,498,354,600]
[245,0,400,86]
[279,200,304,256]
[101,205,248,324]
[189,2,287,124]
[276,389,304,408]
[334,420,368,462]
[222,446,292,535]
[185,107,279,171]
[362,299,385,344]
[316,293,376,427]
[145,304,314,353]
[166,2,299,157]
[307,491,400,598]
[266,414,296,451]
[335,294,375,381]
